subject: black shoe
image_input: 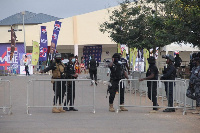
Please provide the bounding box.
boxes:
[95,82,97,86]
[69,108,78,111]
[63,107,70,111]
[163,108,175,112]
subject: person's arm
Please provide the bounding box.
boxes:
[124,70,129,79]
[161,65,174,79]
[139,73,154,81]
[126,63,130,75]
[41,62,55,73]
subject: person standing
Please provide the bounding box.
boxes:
[88,55,99,86]
[174,53,182,68]
[139,56,159,113]
[40,53,66,113]
[63,54,78,111]
[108,53,129,112]
[186,57,200,114]
[24,55,30,76]
[160,55,176,112]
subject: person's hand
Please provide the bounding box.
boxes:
[107,73,109,76]
[73,74,78,78]
[139,78,144,81]
[128,80,130,84]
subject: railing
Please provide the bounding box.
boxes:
[117,79,191,115]
[27,79,96,114]
[0,79,12,115]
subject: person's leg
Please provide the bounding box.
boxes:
[120,82,128,111]
[109,81,117,112]
[52,82,60,113]
[90,71,94,85]
[94,70,97,85]
[70,81,78,111]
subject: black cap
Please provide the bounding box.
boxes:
[147,56,155,64]
[112,53,120,59]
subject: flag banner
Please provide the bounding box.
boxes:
[129,48,137,70]
[0,43,24,73]
[143,48,149,72]
[31,41,39,65]
[39,26,48,61]
[51,21,62,52]
[10,26,17,61]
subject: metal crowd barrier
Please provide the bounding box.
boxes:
[97,67,110,83]
[0,80,12,115]
[117,79,190,115]
[27,79,96,114]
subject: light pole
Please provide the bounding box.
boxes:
[21,11,26,53]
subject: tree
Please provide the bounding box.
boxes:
[100,0,174,54]
[163,0,200,47]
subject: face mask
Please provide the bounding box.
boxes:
[114,58,118,63]
[72,58,75,63]
[56,59,61,63]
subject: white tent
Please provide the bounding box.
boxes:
[161,42,200,54]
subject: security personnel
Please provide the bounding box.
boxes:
[120,54,130,75]
[186,57,200,114]
[160,55,176,112]
[139,56,159,113]
[63,54,78,111]
[108,53,129,112]
[40,53,66,113]
[88,55,99,86]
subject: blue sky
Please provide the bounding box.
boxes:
[0,0,124,20]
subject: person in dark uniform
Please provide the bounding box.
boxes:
[120,55,130,75]
[160,54,176,112]
[174,53,182,68]
[139,56,159,113]
[24,55,30,76]
[63,54,78,111]
[40,53,66,113]
[108,53,129,112]
[88,55,99,86]
[186,57,200,114]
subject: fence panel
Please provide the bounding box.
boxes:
[27,79,95,114]
[117,79,190,115]
[0,79,12,115]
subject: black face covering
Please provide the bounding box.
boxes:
[55,59,61,63]
[114,58,118,63]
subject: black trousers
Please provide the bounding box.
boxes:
[25,66,29,75]
[53,81,65,105]
[195,85,200,107]
[109,80,124,104]
[90,70,97,81]
[65,81,75,108]
[147,82,158,110]
[164,82,174,107]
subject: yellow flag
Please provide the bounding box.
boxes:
[117,44,121,53]
[129,47,137,70]
[122,49,126,58]
[144,48,149,72]
[31,41,39,65]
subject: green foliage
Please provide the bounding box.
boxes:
[100,0,200,52]
[163,0,200,47]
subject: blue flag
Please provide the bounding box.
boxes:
[39,26,48,61]
[51,21,62,51]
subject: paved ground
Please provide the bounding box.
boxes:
[0,74,200,133]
